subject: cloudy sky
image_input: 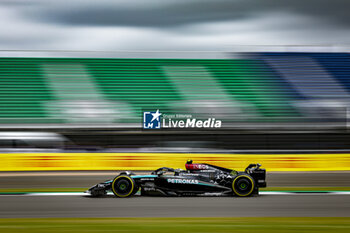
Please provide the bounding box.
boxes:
[1,0,350,51]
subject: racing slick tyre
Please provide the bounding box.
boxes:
[232,174,255,197]
[112,175,136,198]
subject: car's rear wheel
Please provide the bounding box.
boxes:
[232,174,255,197]
[112,175,136,198]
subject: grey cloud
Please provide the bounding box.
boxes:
[28,1,249,27]
[21,0,350,28]
[0,0,350,51]
[0,0,40,6]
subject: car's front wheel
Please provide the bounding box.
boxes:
[232,174,255,197]
[112,175,136,198]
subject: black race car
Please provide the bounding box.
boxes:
[86,160,266,197]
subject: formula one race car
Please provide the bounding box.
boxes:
[86,160,266,197]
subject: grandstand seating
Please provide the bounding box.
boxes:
[0,54,348,125]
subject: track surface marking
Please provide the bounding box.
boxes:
[0,195,349,218]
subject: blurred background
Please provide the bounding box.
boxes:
[0,1,350,232]
[1,1,350,151]
[1,50,350,151]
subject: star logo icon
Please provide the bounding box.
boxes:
[150,109,162,122]
[143,110,162,129]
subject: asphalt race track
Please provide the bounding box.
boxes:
[1,172,349,218]
[0,194,349,218]
[1,172,350,189]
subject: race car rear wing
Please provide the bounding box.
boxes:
[245,163,266,188]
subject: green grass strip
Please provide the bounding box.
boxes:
[0,217,349,233]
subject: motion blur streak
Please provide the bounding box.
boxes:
[0,153,349,171]
[0,52,350,130]
[0,196,349,218]
[1,0,350,231]
[0,218,349,233]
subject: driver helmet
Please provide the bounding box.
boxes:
[186,159,193,164]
